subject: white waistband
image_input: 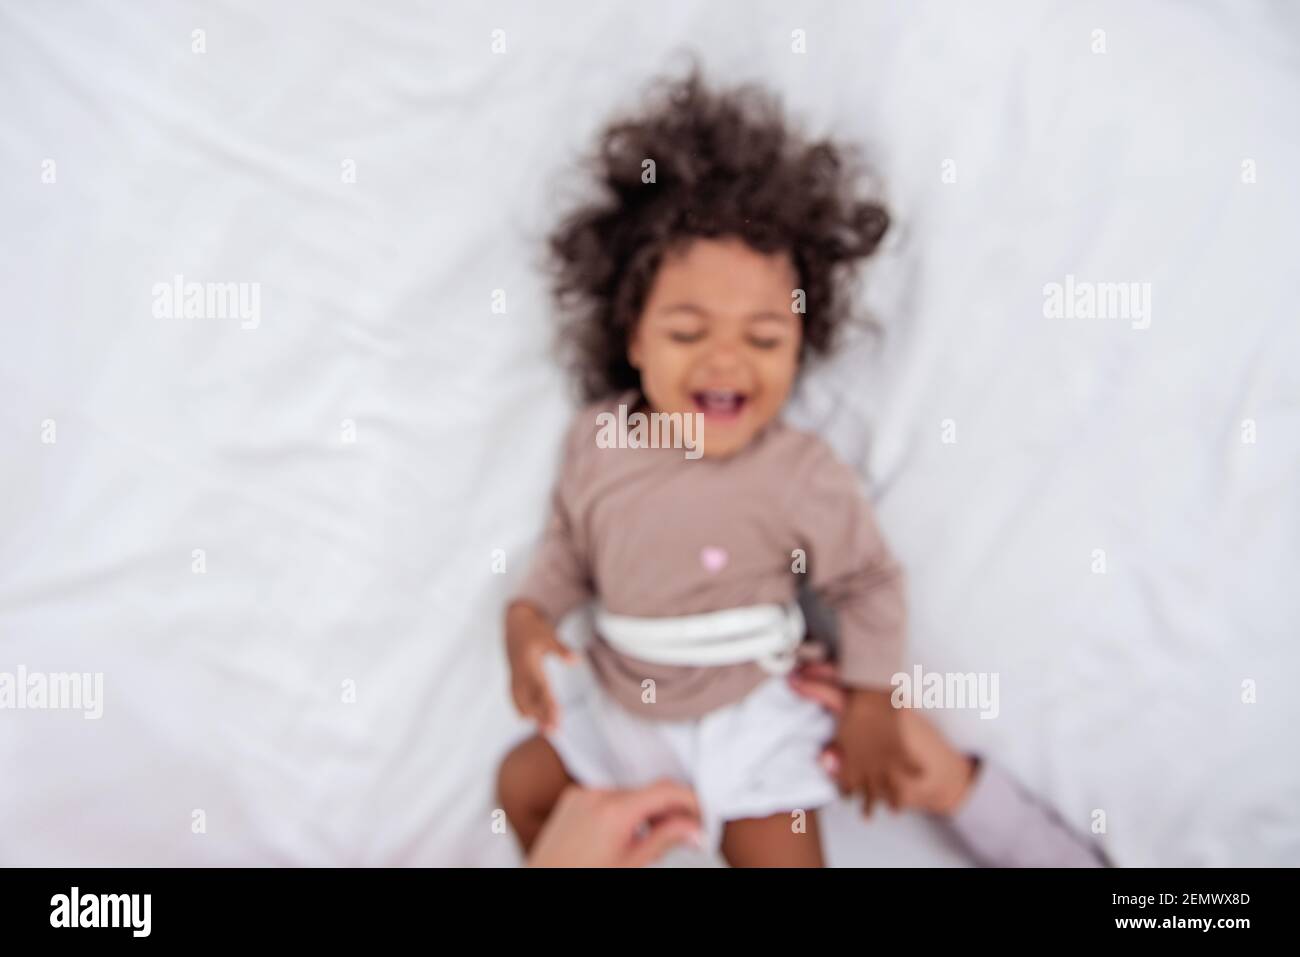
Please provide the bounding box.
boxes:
[594,602,805,674]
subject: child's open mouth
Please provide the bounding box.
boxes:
[692,389,748,421]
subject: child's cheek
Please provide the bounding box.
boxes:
[640,351,686,414]
[764,348,800,407]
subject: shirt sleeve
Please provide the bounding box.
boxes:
[789,439,906,690]
[511,413,595,623]
[946,760,1108,867]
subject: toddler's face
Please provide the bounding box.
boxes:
[628,237,802,459]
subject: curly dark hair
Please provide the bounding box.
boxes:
[547,68,890,402]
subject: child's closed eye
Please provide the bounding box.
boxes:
[747,336,783,350]
[668,329,706,344]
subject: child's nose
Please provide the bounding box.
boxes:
[700,339,744,373]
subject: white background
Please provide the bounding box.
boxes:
[1,0,1297,865]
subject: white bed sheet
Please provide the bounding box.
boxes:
[1,0,1297,866]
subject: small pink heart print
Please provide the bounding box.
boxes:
[700,546,729,574]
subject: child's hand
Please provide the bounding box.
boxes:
[505,601,577,733]
[790,663,977,817]
[830,688,921,816]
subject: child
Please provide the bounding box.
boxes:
[497,70,912,866]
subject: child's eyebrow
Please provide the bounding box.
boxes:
[658,303,710,318]
[748,310,793,324]
[658,304,793,324]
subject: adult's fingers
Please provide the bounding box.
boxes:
[787,673,848,716]
[898,750,924,778]
[624,815,702,868]
[887,744,931,805]
[795,642,830,663]
[890,764,933,810]
[613,779,701,828]
[819,744,850,791]
[794,661,839,682]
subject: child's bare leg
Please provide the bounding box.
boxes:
[496,734,576,853]
[721,808,825,867]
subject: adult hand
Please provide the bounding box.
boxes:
[788,663,977,816]
[527,780,703,867]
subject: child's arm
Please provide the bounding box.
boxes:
[505,600,576,732]
[831,688,917,813]
[788,439,914,811]
[507,416,595,730]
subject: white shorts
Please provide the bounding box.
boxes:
[543,659,838,851]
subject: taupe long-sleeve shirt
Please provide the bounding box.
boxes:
[514,395,906,720]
